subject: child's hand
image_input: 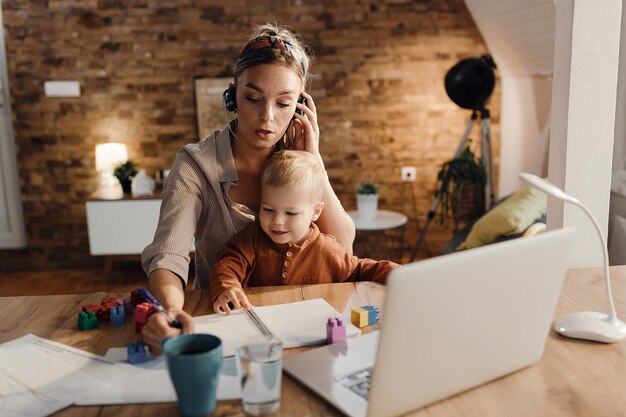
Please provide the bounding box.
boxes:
[213,287,253,314]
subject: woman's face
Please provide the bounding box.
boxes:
[235,64,303,150]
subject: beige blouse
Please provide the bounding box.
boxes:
[141,122,256,289]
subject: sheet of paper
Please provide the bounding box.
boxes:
[0,369,73,417]
[256,298,361,348]
[193,298,361,357]
[194,309,262,357]
[102,347,242,401]
[0,334,121,414]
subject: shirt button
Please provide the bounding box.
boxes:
[286,252,292,257]
[282,272,288,278]
[284,260,291,267]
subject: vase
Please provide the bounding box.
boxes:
[356,194,378,221]
[119,178,132,194]
[131,170,156,197]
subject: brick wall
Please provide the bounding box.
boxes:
[0,0,498,271]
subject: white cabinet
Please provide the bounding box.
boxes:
[85,191,161,256]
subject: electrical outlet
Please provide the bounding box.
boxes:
[401,166,417,182]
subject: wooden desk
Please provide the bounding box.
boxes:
[1,268,625,416]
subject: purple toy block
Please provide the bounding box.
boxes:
[123,299,133,316]
[326,317,347,344]
[110,306,126,326]
[130,290,146,307]
[127,341,147,364]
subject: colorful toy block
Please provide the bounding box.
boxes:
[127,341,147,364]
[351,308,368,328]
[82,304,101,315]
[98,305,110,321]
[101,296,118,309]
[77,310,97,331]
[351,305,380,328]
[110,306,126,326]
[362,305,380,325]
[122,299,133,316]
[130,290,147,307]
[134,302,155,333]
[326,317,347,344]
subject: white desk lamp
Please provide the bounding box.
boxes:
[519,173,626,343]
[95,143,128,189]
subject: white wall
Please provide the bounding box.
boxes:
[0,2,25,249]
[548,0,622,268]
[499,75,552,195]
[462,0,556,196]
[611,0,626,173]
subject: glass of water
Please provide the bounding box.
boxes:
[236,335,283,415]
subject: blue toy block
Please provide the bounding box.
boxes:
[110,306,126,326]
[326,317,347,344]
[362,305,380,325]
[127,341,147,364]
[77,310,97,331]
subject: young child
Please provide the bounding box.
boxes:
[210,150,400,314]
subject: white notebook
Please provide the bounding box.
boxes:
[193,298,361,357]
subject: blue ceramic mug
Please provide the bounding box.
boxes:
[162,334,223,417]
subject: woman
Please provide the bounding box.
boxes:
[140,23,355,353]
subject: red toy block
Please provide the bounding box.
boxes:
[101,297,117,309]
[98,305,110,321]
[134,302,155,333]
[82,304,101,315]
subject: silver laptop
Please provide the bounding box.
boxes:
[283,227,576,417]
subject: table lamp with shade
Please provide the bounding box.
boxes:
[95,143,128,189]
[518,172,626,343]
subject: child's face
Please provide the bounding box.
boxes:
[259,184,324,246]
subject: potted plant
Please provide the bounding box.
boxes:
[435,145,486,229]
[356,180,380,220]
[113,160,139,194]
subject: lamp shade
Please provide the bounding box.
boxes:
[444,55,496,110]
[95,143,128,173]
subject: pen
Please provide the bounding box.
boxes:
[136,287,183,329]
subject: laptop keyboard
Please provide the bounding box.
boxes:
[340,367,373,400]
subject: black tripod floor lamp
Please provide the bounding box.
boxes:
[410,55,497,262]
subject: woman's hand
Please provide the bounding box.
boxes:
[213,286,253,314]
[291,92,322,163]
[141,309,194,355]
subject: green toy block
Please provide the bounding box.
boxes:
[78,310,97,331]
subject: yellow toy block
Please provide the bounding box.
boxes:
[351,307,369,328]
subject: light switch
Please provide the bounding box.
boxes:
[44,81,81,97]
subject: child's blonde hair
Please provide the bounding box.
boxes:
[262,150,326,202]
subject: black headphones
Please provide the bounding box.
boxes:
[223,85,237,112]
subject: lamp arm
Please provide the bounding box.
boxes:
[574,200,619,323]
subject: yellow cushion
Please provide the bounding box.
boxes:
[456,187,547,250]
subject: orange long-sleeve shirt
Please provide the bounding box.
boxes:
[209,222,399,302]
